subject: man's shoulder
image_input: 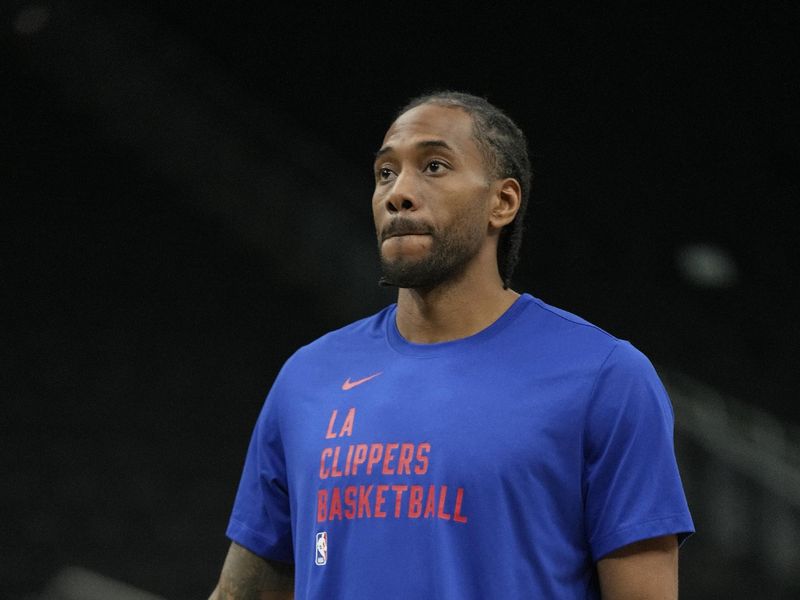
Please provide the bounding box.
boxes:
[521,295,664,401]
[266,305,395,393]
[523,294,608,333]
[517,294,661,374]
[290,304,395,360]
[519,294,621,349]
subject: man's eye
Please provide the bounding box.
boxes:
[378,167,395,180]
[425,160,446,173]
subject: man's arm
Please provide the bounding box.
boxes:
[209,541,294,600]
[596,534,679,600]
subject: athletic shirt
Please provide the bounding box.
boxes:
[227,294,694,599]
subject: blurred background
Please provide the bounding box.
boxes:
[2,1,799,598]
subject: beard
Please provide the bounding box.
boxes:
[378,216,485,289]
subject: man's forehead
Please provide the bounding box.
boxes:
[381,103,476,150]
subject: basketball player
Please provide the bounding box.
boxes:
[209,91,694,599]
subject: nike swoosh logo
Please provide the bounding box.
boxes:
[341,371,383,391]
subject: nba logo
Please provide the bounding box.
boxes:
[315,532,327,566]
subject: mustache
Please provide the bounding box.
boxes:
[380,218,434,242]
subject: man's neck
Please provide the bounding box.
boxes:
[394,272,520,344]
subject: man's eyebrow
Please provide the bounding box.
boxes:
[374,139,455,160]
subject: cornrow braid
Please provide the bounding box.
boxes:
[396,91,532,288]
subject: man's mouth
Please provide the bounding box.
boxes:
[381,220,433,242]
[384,232,430,240]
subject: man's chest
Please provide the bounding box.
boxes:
[280,359,591,523]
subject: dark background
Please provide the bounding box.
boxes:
[2,1,799,598]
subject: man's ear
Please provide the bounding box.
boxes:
[489,178,521,230]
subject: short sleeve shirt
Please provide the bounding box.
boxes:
[227,294,694,599]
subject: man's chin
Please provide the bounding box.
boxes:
[380,249,423,268]
[379,259,447,290]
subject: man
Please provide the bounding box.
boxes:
[210,91,694,599]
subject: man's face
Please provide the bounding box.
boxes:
[372,104,495,289]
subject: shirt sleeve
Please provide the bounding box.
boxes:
[226,381,294,563]
[583,341,694,561]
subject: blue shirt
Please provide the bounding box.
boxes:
[227,294,694,599]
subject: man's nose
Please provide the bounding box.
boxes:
[384,170,420,213]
